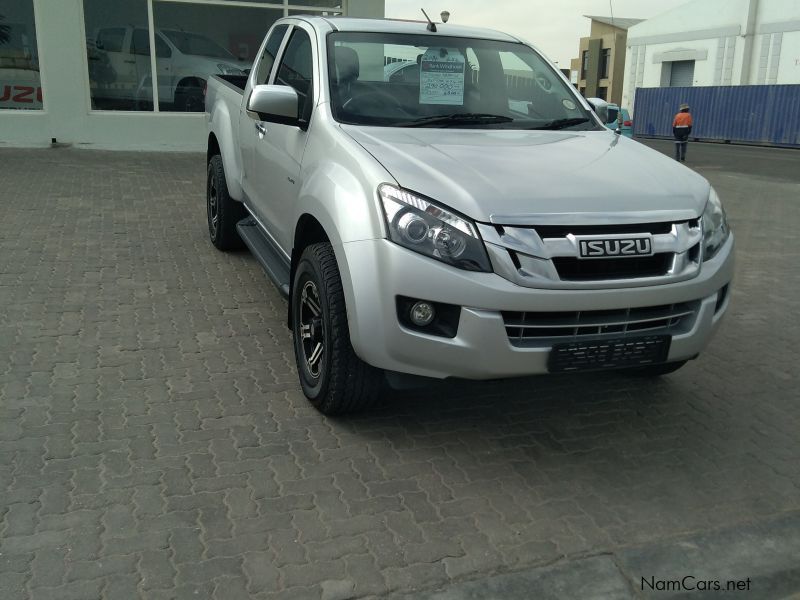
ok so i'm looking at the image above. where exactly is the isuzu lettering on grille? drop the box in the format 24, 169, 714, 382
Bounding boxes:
577, 236, 653, 259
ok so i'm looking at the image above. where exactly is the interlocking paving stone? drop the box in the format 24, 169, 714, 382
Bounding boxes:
0, 143, 798, 598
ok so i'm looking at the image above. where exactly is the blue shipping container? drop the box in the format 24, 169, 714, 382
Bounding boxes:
633, 85, 800, 149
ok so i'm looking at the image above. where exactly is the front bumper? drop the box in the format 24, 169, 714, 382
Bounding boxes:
338, 234, 734, 379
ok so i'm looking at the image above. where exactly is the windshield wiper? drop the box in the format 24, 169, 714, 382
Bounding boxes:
398, 113, 514, 128
528, 117, 591, 130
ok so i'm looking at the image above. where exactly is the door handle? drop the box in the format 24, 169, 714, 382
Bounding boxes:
255, 122, 266, 136
123, 59, 136, 64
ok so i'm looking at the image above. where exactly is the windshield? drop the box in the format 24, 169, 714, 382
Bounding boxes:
162, 30, 234, 59
327, 32, 599, 130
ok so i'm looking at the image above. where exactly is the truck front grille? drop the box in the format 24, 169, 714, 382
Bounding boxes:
478, 218, 703, 290
532, 221, 674, 238
551, 254, 672, 280
502, 301, 699, 347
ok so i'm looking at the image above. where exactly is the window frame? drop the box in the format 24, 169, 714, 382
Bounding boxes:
598, 48, 610, 80
0, 0, 44, 111
255, 23, 291, 86
324, 31, 598, 130
272, 25, 316, 126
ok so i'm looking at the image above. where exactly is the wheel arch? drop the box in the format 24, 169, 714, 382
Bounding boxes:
288, 214, 332, 330
207, 132, 221, 165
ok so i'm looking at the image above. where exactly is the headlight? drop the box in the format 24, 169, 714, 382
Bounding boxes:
702, 187, 730, 261
218, 64, 245, 75
379, 184, 492, 272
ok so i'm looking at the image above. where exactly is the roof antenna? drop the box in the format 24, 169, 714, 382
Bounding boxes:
421, 8, 437, 32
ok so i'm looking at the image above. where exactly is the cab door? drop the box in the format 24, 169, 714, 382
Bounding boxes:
240, 24, 290, 210
247, 24, 316, 254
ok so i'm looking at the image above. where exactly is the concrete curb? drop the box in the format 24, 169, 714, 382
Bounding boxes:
407, 511, 800, 599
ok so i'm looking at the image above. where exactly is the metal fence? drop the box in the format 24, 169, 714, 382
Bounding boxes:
633, 85, 800, 149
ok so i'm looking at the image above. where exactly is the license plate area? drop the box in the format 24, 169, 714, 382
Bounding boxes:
548, 335, 671, 373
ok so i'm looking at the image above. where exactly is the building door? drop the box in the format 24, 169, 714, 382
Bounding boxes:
669, 60, 695, 87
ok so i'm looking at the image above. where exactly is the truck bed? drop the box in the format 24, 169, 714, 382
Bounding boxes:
206, 74, 250, 203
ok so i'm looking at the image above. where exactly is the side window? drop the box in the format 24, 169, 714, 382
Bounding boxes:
155, 35, 171, 59
275, 29, 314, 121
131, 29, 150, 56
255, 24, 289, 85
97, 28, 125, 53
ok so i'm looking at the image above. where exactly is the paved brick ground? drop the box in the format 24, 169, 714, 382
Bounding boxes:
0, 143, 798, 599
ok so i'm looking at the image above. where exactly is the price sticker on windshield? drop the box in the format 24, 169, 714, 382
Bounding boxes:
419, 47, 465, 105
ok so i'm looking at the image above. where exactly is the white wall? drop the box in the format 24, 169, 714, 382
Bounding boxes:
623, 0, 800, 111
775, 31, 800, 83
1, 0, 386, 151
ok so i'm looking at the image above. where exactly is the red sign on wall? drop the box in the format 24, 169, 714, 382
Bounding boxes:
1, 72, 44, 109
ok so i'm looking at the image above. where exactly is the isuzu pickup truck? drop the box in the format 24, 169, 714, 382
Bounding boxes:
205, 16, 734, 414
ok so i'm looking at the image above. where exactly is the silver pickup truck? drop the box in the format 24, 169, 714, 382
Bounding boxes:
205, 16, 734, 414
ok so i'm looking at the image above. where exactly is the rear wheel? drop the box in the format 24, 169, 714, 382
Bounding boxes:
292, 243, 383, 415
207, 155, 245, 251
624, 360, 688, 377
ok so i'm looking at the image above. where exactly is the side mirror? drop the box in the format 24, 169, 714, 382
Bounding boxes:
586, 97, 609, 124
247, 84, 300, 126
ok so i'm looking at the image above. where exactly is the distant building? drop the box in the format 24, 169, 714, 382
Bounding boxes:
623, 0, 800, 110
569, 15, 643, 105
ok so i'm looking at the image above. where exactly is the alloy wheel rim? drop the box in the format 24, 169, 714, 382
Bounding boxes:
299, 280, 324, 379
208, 177, 219, 237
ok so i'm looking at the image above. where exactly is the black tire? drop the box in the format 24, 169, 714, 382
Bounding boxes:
292, 243, 383, 415
207, 155, 245, 251
624, 360, 688, 377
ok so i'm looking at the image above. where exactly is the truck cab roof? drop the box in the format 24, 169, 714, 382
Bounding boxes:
289, 15, 522, 43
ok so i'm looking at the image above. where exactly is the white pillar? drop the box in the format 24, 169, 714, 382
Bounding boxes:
739, 0, 760, 84
34, 0, 90, 144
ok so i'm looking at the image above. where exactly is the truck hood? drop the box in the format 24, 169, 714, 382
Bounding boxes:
342, 126, 711, 225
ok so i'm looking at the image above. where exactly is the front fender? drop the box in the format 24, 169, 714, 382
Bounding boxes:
292, 142, 394, 355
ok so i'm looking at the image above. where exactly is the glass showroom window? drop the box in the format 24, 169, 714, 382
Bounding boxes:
289, 0, 343, 16
0, 0, 42, 110
84, 0, 153, 110
152, 2, 282, 112
83, 0, 344, 113
288, 9, 343, 16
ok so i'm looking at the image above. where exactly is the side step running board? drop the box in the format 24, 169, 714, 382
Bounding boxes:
236, 218, 290, 298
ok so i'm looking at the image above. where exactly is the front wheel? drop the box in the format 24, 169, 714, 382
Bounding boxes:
292, 243, 383, 415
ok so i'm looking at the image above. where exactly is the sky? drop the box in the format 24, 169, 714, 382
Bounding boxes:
385, 0, 690, 68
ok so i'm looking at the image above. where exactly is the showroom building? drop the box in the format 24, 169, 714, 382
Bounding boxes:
623, 0, 800, 110
1, 0, 384, 150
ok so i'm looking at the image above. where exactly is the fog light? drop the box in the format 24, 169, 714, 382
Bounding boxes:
410, 301, 435, 326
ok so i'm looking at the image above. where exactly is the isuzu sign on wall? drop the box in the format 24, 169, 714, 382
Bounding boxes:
1, 70, 43, 109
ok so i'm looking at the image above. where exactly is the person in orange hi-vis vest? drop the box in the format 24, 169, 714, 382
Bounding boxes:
672, 102, 693, 162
